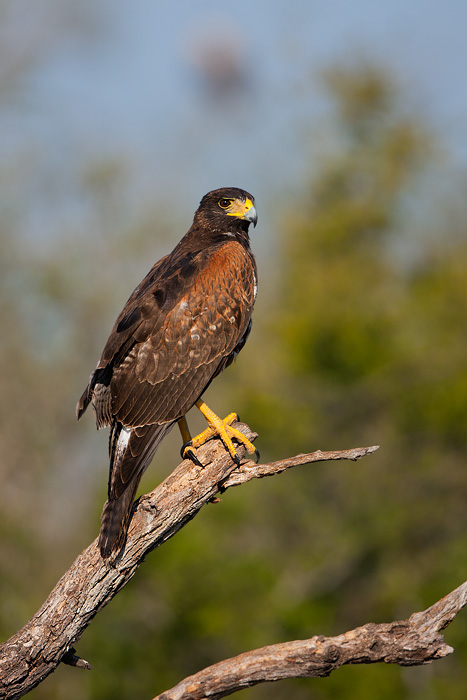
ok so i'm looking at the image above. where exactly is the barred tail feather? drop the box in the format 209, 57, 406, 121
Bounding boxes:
99, 421, 174, 558
99, 479, 141, 558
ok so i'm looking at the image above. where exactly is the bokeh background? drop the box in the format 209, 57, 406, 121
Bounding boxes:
2, 2, 467, 698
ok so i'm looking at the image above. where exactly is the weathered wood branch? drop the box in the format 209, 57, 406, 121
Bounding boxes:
0, 424, 377, 700
154, 581, 467, 700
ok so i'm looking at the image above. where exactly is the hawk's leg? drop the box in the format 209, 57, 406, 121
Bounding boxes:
178, 416, 204, 467
181, 399, 259, 466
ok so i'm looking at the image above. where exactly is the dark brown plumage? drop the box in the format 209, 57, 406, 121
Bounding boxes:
77, 187, 258, 557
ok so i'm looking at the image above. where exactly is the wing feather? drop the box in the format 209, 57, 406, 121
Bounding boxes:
100, 241, 256, 428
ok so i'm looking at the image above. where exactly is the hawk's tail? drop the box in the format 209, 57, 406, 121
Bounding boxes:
99, 421, 174, 558
99, 479, 141, 559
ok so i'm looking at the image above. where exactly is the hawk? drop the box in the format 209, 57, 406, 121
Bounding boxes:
77, 187, 258, 557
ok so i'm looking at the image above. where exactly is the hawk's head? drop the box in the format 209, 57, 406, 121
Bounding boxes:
195, 187, 258, 232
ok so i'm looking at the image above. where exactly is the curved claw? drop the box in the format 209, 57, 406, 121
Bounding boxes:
181, 441, 204, 467
190, 400, 258, 468
253, 447, 260, 463
180, 439, 192, 460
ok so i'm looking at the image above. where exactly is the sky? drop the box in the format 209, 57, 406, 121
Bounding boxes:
2, 0, 467, 243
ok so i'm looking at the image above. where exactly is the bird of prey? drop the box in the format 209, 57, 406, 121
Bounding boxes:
77, 187, 258, 557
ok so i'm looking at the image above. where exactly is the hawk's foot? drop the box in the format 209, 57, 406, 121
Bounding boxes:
178, 416, 204, 466
179, 401, 259, 465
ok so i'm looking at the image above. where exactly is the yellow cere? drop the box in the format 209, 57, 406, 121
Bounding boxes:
226, 197, 254, 218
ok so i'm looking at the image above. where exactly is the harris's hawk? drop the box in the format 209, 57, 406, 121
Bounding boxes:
77, 187, 258, 558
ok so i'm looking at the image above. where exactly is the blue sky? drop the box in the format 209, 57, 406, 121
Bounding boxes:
2, 0, 467, 241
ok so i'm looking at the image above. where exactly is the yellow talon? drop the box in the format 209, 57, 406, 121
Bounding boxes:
178, 400, 258, 465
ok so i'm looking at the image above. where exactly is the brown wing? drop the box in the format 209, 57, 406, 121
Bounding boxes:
110, 240, 256, 427
77, 240, 256, 430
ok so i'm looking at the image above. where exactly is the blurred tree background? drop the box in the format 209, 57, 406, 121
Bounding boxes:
2, 2, 467, 699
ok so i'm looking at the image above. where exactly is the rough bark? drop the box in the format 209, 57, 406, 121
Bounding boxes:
3, 424, 448, 700
154, 581, 467, 699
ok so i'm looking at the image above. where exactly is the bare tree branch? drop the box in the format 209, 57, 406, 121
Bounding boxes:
2, 427, 466, 700
221, 444, 380, 488
154, 582, 467, 700
0, 424, 377, 700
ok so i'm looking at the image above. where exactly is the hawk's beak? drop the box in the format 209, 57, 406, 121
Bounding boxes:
243, 199, 258, 227
226, 197, 258, 227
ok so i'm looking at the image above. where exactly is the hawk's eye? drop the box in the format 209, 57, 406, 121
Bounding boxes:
218, 198, 232, 209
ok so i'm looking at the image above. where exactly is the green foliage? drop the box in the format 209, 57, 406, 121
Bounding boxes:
229, 65, 467, 698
